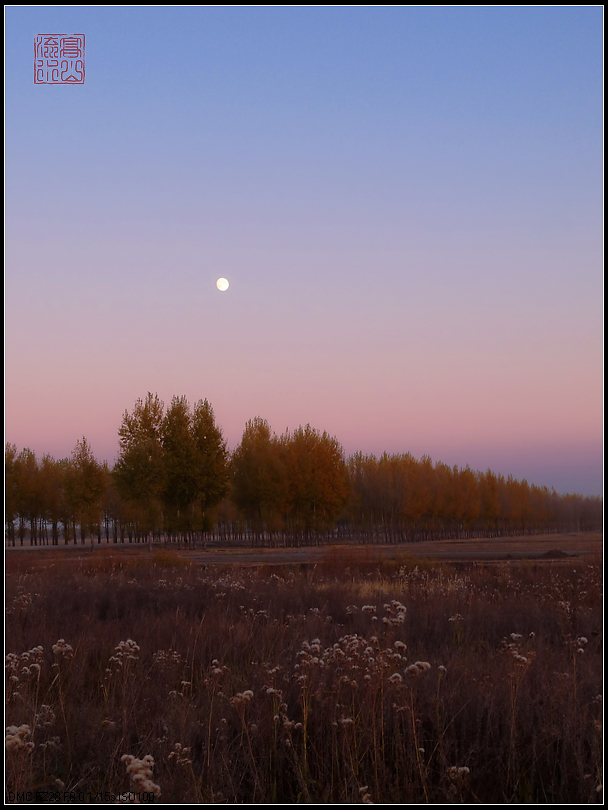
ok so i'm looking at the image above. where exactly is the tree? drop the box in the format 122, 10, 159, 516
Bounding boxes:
375, 453, 407, 541
505, 475, 531, 534
345, 452, 376, 536
161, 396, 199, 534
478, 470, 501, 535
5, 443, 18, 546
71, 437, 105, 543
14, 448, 42, 545
281, 424, 350, 538
190, 399, 229, 532
57, 457, 78, 545
231, 417, 285, 541
113, 393, 229, 540
99, 462, 120, 543
114, 393, 166, 536
434, 462, 458, 536
455, 465, 480, 535
39, 454, 64, 545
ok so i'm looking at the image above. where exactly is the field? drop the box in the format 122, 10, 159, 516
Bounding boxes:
5, 535, 603, 804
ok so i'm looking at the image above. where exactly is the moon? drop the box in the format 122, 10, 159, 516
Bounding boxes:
216, 277, 230, 292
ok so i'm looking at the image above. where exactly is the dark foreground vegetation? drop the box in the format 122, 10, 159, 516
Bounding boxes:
5, 549, 603, 803
5, 394, 602, 549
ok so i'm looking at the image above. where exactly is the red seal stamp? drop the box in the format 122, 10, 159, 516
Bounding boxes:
34, 34, 85, 84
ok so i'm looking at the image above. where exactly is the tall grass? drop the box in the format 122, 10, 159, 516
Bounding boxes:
5, 551, 603, 803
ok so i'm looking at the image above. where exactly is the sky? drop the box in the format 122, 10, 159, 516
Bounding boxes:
5, 6, 603, 496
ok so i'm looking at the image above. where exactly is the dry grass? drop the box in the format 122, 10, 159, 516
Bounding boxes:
5, 550, 603, 803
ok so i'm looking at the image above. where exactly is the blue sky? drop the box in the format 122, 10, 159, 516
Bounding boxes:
5, 6, 603, 495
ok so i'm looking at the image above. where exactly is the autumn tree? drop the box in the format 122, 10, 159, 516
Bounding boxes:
433, 462, 458, 537
161, 396, 199, 535
56, 458, 78, 545
455, 465, 481, 535
374, 453, 407, 541
5, 443, 18, 546
478, 470, 501, 535
280, 424, 350, 541
231, 417, 286, 543
113, 393, 229, 542
70, 437, 105, 543
190, 399, 229, 533
14, 448, 42, 545
346, 452, 381, 538
114, 393, 166, 537
504, 475, 531, 534
98, 462, 120, 543
39, 454, 64, 545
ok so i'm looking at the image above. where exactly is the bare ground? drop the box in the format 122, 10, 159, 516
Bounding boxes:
189, 531, 603, 565
6, 531, 602, 567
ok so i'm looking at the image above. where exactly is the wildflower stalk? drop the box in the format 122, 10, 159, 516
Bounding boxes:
285, 725, 312, 803
432, 667, 446, 768
32, 665, 42, 732
371, 690, 380, 794
350, 693, 360, 779
49, 664, 72, 765
299, 686, 310, 784
409, 687, 429, 803
206, 682, 217, 774
242, 717, 262, 801
230, 691, 262, 800
507, 662, 528, 796
380, 675, 386, 769
189, 613, 205, 686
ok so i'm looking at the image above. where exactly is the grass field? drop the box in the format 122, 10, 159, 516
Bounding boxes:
5, 539, 603, 803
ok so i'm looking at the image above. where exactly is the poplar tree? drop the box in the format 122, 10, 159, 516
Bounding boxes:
39, 454, 63, 545
5, 443, 18, 546
71, 437, 105, 543
191, 399, 229, 532
161, 396, 198, 534
479, 470, 501, 534
231, 417, 285, 540
455, 465, 480, 535
281, 424, 349, 537
15, 448, 42, 545
114, 393, 166, 535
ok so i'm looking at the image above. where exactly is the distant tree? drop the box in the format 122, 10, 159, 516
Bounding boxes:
71, 437, 105, 543
231, 417, 286, 542
281, 424, 350, 539
190, 399, 229, 533
39, 454, 63, 545
433, 462, 458, 536
112, 393, 229, 541
14, 448, 42, 545
114, 393, 166, 536
5, 443, 18, 546
504, 475, 531, 534
345, 452, 373, 535
399, 454, 430, 535
56, 457, 78, 545
161, 396, 199, 534
455, 465, 481, 535
98, 462, 117, 542
478, 470, 501, 535
376, 453, 408, 541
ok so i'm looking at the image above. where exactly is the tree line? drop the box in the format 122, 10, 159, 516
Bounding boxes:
5, 393, 602, 547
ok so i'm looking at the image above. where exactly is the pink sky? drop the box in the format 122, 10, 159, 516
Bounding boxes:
5, 7, 603, 496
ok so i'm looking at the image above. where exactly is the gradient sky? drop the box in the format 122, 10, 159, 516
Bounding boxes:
5, 7, 603, 496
